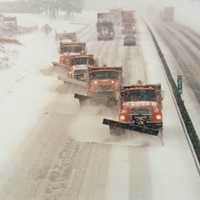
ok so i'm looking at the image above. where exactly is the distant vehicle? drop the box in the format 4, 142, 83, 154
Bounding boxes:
67, 54, 96, 81
52, 42, 87, 87
59, 42, 86, 65
97, 22, 115, 40
121, 10, 136, 35
96, 13, 115, 41
161, 7, 174, 22
103, 81, 163, 136
124, 34, 136, 46
97, 12, 113, 24
74, 66, 123, 106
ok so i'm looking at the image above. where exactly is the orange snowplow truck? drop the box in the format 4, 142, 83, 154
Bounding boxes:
74, 66, 123, 106
103, 82, 163, 136
59, 42, 86, 65
67, 54, 96, 81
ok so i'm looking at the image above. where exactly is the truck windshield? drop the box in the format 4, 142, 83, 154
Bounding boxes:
125, 89, 156, 102
71, 57, 94, 65
61, 46, 84, 53
90, 71, 119, 80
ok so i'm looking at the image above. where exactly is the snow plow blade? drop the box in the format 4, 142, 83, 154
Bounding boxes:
52, 62, 66, 68
74, 93, 118, 107
103, 119, 159, 136
74, 93, 90, 105
58, 75, 87, 88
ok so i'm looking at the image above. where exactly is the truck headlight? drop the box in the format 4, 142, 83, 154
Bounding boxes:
111, 80, 115, 84
155, 114, 162, 120
120, 114, 126, 121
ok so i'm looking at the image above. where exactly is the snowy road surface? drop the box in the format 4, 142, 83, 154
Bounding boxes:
0, 13, 199, 200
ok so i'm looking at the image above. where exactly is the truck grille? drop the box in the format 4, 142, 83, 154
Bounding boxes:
74, 70, 86, 75
74, 70, 87, 80
96, 85, 112, 92
131, 108, 151, 116
130, 108, 151, 125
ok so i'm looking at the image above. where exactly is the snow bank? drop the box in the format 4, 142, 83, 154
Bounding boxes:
0, 13, 85, 167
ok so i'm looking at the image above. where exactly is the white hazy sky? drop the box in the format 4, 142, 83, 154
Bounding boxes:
83, 0, 186, 9
0, 0, 193, 9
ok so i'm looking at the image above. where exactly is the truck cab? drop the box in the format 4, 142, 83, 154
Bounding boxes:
121, 10, 136, 35
119, 83, 163, 129
87, 66, 122, 102
59, 42, 86, 65
124, 33, 136, 46
96, 12, 115, 41
67, 55, 96, 81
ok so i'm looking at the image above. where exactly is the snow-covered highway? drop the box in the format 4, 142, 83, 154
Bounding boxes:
0, 12, 199, 200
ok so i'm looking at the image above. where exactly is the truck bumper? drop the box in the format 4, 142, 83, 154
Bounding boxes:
74, 73, 88, 82
145, 122, 163, 129
103, 119, 160, 136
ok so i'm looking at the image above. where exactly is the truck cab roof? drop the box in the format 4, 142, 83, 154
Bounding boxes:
122, 84, 161, 92
121, 84, 162, 104
60, 42, 85, 47
89, 66, 122, 72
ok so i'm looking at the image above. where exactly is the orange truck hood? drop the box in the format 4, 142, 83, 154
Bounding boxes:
63, 52, 81, 56
72, 64, 89, 70
91, 79, 118, 85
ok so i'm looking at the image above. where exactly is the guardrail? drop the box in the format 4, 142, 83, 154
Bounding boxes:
146, 24, 200, 168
